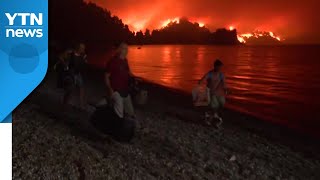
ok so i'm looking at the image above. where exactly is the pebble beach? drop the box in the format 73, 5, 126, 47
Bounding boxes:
12, 70, 320, 179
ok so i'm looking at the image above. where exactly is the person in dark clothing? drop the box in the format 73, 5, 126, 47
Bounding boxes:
54, 49, 74, 105
69, 43, 87, 108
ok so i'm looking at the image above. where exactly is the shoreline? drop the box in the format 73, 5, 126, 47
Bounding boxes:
12, 69, 320, 179
39, 68, 320, 155
136, 80, 320, 153
86, 48, 320, 140
86, 64, 320, 140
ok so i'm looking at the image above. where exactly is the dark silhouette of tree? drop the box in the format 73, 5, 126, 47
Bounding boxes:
209, 29, 239, 45
135, 31, 144, 45
143, 18, 238, 45
49, 0, 240, 51
49, 0, 133, 52
144, 29, 152, 44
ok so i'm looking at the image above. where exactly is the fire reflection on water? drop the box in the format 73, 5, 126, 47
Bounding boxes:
91, 45, 320, 137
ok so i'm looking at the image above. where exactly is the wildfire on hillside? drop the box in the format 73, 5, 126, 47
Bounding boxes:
234, 29, 281, 43
129, 17, 283, 44
159, 17, 205, 29
160, 17, 180, 28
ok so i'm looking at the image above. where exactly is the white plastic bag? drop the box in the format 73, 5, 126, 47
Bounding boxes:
192, 85, 210, 107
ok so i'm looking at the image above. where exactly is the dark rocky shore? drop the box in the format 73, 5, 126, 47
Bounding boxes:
12, 70, 320, 179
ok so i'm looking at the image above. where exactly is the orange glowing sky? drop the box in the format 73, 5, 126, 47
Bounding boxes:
88, 0, 320, 44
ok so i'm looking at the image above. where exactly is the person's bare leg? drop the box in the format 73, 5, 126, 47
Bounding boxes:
63, 82, 73, 107
204, 111, 211, 125
79, 87, 86, 109
215, 96, 225, 128
62, 90, 72, 111
204, 107, 214, 125
207, 96, 219, 126
112, 92, 124, 118
63, 91, 72, 105
124, 95, 135, 119
215, 108, 223, 128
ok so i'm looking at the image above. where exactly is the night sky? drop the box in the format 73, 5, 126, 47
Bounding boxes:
89, 0, 319, 44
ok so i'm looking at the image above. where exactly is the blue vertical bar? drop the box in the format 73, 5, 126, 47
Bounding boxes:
0, 0, 48, 121
1, 113, 12, 123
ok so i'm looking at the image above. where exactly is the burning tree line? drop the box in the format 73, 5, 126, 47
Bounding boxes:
133, 18, 239, 45
49, 0, 240, 51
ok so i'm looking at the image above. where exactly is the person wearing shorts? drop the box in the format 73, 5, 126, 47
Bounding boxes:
74, 73, 84, 88
209, 95, 226, 110
69, 43, 87, 108
54, 48, 73, 106
199, 59, 228, 127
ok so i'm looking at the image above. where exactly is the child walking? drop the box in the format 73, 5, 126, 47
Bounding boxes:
199, 59, 228, 128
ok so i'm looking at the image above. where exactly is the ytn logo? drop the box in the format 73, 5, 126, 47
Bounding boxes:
5, 13, 43, 38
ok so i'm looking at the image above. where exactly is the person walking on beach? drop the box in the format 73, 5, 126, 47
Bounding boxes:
199, 59, 228, 127
54, 48, 74, 106
69, 43, 88, 109
104, 42, 136, 119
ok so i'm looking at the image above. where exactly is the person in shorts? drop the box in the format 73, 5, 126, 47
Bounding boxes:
54, 48, 74, 106
69, 43, 87, 108
199, 59, 228, 127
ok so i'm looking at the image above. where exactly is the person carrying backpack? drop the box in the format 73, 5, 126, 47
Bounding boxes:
198, 59, 228, 127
